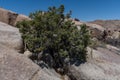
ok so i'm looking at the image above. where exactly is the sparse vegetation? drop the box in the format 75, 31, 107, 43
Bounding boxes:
16, 5, 90, 71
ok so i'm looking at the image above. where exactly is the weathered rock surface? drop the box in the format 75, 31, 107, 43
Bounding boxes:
68, 47, 120, 80
0, 8, 13, 24
15, 14, 30, 25
73, 19, 105, 39
0, 22, 23, 52
0, 22, 62, 80
0, 45, 62, 80
0, 45, 39, 80
0, 8, 30, 26
72, 19, 105, 31
24, 50, 33, 58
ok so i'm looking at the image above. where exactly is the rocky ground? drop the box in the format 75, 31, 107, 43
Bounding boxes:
0, 8, 120, 80
0, 21, 64, 80
69, 46, 120, 80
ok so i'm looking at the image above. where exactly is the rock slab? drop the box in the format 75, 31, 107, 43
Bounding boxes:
0, 22, 62, 80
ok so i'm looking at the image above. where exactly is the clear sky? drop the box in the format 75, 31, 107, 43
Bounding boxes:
0, 0, 120, 21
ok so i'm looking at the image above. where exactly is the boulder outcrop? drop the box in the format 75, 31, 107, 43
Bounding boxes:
0, 8, 120, 80
68, 46, 120, 80
73, 19, 105, 39
0, 21, 23, 52
0, 22, 62, 80
0, 45, 62, 80
0, 8, 30, 26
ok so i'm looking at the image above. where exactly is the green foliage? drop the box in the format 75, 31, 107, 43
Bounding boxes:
16, 5, 90, 68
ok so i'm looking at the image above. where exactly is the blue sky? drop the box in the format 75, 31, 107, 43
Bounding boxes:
0, 0, 120, 21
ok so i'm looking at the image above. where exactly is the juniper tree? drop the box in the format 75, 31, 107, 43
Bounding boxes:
16, 5, 90, 69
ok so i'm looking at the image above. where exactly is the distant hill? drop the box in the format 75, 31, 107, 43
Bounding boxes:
89, 20, 120, 30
